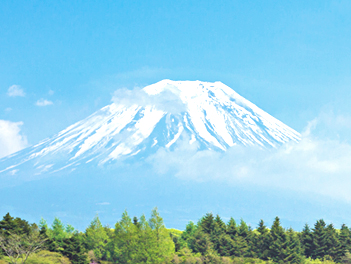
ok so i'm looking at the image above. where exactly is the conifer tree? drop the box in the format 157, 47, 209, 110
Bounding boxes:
285, 228, 304, 264
325, 223, 342, 262
210, 215, 226, 254
226, 218, 237, 239
188, 229, 213, 255
255, 219, 270, 260
61, 233, 88, 264
301, 224, 313, 258
199, 213, 215, 235
85, 215, 109, 260
148, 207, 175, 263
311, 219, 328, 260
214, 215, 226, 234
339, 224, 351, 256
268, 217, 288, 263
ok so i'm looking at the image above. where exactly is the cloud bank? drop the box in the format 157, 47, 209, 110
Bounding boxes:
147, 112, 351, 203
7, 85, 25, 97
0, 120, 28, 159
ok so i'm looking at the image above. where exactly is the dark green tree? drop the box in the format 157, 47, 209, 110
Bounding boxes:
255, 219, 270, 260
268, 217, 288, 264
61, 233, 88, 264
325, 223, 342, 262
188, 229, 213, 255
199, 213, 215, 235
340, 224, 351, 256
311, 219, 327, 260
226, 218, 237, 239
301, 224, 313, 258
285, 228, 304, 263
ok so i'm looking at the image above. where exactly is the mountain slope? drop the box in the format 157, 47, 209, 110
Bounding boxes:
0, 80, 300, 177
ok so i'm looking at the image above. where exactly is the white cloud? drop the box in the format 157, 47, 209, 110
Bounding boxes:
96, 202, 110, 205
7, 85, 25, 97
36, 99, 53, 106
146, 112, 351, 203
112, 87, 186, 114
0, 120, 28, 158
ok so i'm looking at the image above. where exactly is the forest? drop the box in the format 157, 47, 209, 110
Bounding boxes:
1, 208, 351, 264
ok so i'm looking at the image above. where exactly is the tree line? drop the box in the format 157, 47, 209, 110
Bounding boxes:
1, 209, 351, 264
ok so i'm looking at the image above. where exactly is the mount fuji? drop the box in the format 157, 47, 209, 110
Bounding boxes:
3, 80, 334, 231
0, 80, 300, 180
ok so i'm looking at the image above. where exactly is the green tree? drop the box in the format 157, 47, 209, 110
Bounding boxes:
148, 207, 175, 263
199, 213, 215, 235
301, 224, 313, 258
0, 213, 34, 237
285, 228, 303, 264
60, 233, 88, 264
325, 223, 342, 262
255, 219, 270, 260
85, 215, 109, 260
0, 228, 47, 264
226, 218, 237, 239
188, 229, 213, 256
311, 219, 327, 260
268, 217, 288, 264
340, 224, 351, 256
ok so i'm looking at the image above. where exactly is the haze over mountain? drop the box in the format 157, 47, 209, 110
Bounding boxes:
0, 80, 300, 180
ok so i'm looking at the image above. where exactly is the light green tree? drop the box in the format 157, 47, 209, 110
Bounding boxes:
85, 215, 109, 260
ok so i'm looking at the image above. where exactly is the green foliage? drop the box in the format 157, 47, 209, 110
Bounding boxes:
255, 220, 270, 260
85, 215, 109, 260
25, 250, 71, 264
312, 220, 328, 260
2, 211, 351, 264
109, 208, 175, 263
0, 213, 37, 237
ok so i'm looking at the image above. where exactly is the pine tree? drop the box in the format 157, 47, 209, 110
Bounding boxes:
285, 228, 303, 264
311, 219, 328, 260
255, 219, 270, 260
325, 223, 342, 262
268, 216, 288, 264
188, 229, 213, 255
214, 215, 226, 233
340, 224, 351, 256
0, 213, 33, 236
148, 207, 175, 263
301, 224, 313, 258
211, 215, 226, 255
199, 213, 215, 235
226, 218, 237, 239
61, 233, 88, 264
85, 215, 109, 260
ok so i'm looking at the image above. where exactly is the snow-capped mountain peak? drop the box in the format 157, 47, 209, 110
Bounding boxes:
0, 80, 300, 176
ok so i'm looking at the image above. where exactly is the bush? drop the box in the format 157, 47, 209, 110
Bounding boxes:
26, 250, 71, 264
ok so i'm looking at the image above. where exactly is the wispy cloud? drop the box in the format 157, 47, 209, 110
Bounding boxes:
0, 120, 28, 158
96, 202, 110, 205
146, 111, 351, 203
36, 99, 53, 106
112, 85, 186, 114
7, 85, 25, 97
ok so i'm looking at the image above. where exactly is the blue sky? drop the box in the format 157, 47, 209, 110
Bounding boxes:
1, 0, 351, 152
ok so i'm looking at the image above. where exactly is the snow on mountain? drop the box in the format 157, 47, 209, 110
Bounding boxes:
0, 80, 300, 176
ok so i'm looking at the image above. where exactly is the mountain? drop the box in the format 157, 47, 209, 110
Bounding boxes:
2, 80, 326, 231
0, 80, 300, 178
